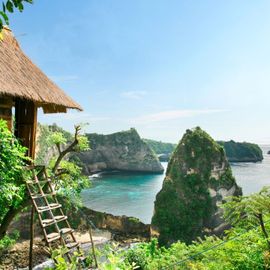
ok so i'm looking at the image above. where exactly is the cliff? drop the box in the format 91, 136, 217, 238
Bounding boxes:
144, 138, 263, 163
143, 139, 176, 155
217, 140, 263, 162
76, 128, 164, 174
151, 127, 242, 246
143, 139, 177, 162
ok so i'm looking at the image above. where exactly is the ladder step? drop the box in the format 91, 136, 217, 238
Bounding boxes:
47, 232, 60, 243
37, 203, 61, 213
60, 228, 74, 235
26, 179, 51, 185
42, 215, 67, 227
31, 192, 56, 199
66, 242, 80, 249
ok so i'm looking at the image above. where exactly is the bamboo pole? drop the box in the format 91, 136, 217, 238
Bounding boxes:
29, 206, 35, 270
88, 225, 98, 268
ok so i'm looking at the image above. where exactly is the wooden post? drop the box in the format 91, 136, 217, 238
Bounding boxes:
15, 99, 37, 159
29, 206, 35, 270
88, 226, 98, 268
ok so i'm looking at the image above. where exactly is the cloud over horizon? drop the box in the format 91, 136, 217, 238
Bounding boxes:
133, 109, 226, 124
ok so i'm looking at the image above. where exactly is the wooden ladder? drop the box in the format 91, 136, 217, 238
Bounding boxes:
25, 166, 81, 263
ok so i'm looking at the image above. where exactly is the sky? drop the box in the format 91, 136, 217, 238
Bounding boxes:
8, 0, 270, 144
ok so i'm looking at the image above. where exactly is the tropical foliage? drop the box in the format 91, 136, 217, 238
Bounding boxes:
49, 186, 270, 270
0, 120, 29, 236
0, 0, 32, 33
0, 121, 90, 240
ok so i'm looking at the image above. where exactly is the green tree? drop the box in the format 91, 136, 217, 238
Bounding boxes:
223, 186, 270, 250
0, 119, 29, 239
0, 123, 90, 240
0, 0, 32, 33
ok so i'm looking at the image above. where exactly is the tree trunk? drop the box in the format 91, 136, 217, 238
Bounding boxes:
0, 198, 30, 240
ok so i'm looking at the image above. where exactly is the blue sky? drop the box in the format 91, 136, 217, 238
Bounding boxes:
9, 1, 270, 143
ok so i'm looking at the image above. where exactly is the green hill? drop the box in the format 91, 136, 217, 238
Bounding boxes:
217, 140, 263, 162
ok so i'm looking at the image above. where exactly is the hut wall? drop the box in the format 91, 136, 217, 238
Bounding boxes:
0, 97, 13, 130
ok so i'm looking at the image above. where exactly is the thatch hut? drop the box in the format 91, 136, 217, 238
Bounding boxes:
0, 27, 82, 158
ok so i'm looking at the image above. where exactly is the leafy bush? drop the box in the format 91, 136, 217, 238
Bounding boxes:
0, 119, 29, 226
0, 230, 19, 253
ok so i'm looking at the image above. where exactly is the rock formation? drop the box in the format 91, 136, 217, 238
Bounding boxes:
151, 127, 242, 246
76, 128, 164, 174
217, 140, 263, 162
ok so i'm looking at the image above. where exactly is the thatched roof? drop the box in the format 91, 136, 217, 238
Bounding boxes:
0, 27, 82, 113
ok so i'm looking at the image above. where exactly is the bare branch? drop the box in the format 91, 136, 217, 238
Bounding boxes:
52, 125, 81, 174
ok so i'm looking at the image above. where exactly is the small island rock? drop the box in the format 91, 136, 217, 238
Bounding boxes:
151, 127, 242, 246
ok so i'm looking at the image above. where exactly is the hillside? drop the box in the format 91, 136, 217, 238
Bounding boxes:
144, 138, 263, 163
217, 140, 263, 162
143, 139, 176, 154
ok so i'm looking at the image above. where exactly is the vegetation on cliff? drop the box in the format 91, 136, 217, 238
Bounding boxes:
218, 140, 263, 162
143, 138, 176, 155
144, 138, 263, 163
76, 128, 164, 173
151, 127, 242, 246
50, 187, 270, 270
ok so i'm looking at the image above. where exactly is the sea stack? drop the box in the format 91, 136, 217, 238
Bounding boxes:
151, 127, 242, 245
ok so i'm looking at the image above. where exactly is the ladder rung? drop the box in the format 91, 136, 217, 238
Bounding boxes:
60, 228, 74, 235
55, 215, 68, 222
66, 242, 80, 249
37, 203, 61, 213
26, 179, 51, 185
41, 215, 67, 227
47, 232, 60, 243
31, 192, 56, 199
42, 218, 54, 227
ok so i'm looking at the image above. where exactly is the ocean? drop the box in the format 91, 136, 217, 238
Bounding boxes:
81, 145, 270, 224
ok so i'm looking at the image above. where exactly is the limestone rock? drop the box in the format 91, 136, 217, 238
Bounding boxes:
151, 127, 242, 245
76, 128, 164, 174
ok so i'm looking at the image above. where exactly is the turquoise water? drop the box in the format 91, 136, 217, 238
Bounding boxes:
82, 146, 270, 224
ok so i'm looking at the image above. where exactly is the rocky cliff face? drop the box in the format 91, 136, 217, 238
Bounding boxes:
151, 127, 242, 246
217, 140, 263, 162
76, 128, 164, 174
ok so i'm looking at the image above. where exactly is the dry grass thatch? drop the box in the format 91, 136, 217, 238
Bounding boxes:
0, 27, 82, 113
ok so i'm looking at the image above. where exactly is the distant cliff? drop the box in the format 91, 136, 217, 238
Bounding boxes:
143, 139, 176, 155
143, 139, 176, 162
144, 138, 263, 163
151, 127, 242, 246
217, 140, 263, 162
76, 128, 164, 174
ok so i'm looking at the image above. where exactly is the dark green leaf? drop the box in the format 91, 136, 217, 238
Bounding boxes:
17, 2, 23, 11
6, 1, 14, 13
0, 11, 9, 24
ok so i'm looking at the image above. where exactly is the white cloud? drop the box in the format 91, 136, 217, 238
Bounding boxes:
133, 109, 226, 124
120, 91, 147, 100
